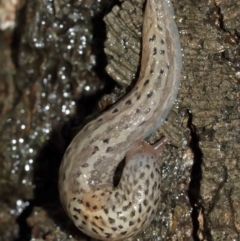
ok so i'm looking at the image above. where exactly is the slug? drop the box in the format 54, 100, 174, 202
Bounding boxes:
59, 0, 182, 240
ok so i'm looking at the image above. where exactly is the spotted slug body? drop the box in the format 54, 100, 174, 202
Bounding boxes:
59, 0, 182, 240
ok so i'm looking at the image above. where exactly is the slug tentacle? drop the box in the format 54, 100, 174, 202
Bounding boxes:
59, 0, 182, 240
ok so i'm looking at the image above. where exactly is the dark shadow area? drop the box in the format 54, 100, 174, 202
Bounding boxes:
15, 201, 33, 241
11, 1, 27, 69
187, 110, 204, 241
113, 159, 125, 187
91, 0, 122, 96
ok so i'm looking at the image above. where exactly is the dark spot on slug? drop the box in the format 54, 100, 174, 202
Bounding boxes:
82, 163, 89, 168
112, 108, 118, 113
84, 215, 88, 220
121, 231, 127, 235
151, 172, 154, 179
105, 233, 112, 238
73, 207, 81, 214
93, 205, 97, 210
154, 199, 159, 205
92, 221, 97, 227
149, 34, 156, 42
119, 225, 123, 229
135, 108, 141, 114
73, 215, 78, 220
120, 216, 127, 222
106, 147, 113, 152
143, 199, 148, 206
97, 118, 102, 122
129, 221, 134, 226
94, 216, 99, 220
122, 202, 132, 211
112, 227, 117, 231
92, 228, 98, 233
160, 69, 164, 74
152, 47, 157, 55
103, 138, 109, 144
139, 172, 145, 178
161, 39, 164, 44
108, 217, 115, 224
144, 79, 149, 86
150, 69, 154, 74
146, 179, 150, 186
131, 210, 135, 217
104, 208, 108, 214
147, 206, 151, 213
86, 202, 90, 208
160, 50, 165, 55
137, 94, 141, 100
127, 188, 131, 195
146, 164, 150, 169
92, 146, 99, 154
125, 99, 131, 105
139, 204, 142, 213
112, 205, 116, 211
147, 90, 153, 98
144, 189, 149, 195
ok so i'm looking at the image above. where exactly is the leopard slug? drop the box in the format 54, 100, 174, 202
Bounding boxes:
59, 0, 182, 240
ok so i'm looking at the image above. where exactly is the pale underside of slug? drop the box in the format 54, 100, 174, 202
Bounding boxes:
59, 0, 182, 240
